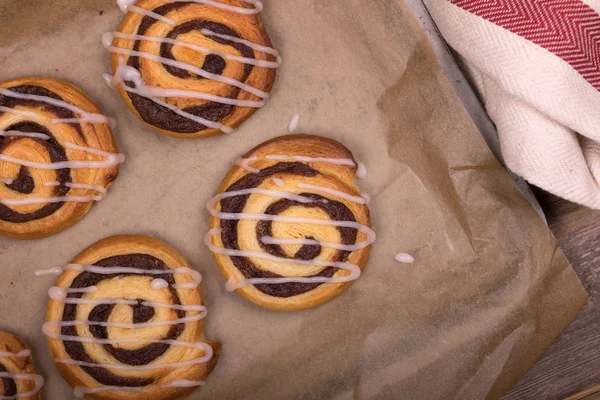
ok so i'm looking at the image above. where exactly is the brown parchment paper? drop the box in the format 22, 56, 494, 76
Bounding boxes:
0, 0, 589, 399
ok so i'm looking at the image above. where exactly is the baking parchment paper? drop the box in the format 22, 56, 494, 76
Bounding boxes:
0, 0, 588, 399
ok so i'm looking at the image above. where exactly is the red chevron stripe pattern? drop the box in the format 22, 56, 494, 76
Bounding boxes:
450, 0, 600, 91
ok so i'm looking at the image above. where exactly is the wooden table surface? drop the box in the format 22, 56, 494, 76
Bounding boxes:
503, 188, 600, 400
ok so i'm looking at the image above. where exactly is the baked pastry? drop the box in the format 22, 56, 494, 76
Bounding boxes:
205, 134, 375, 311
103, 0, 280, 139
0, 77, 124, 240
0, 330, 44, 400
41, 235, 219, 400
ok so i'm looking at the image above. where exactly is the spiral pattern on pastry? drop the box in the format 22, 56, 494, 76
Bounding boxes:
206, 134, 374, 311
104, 0, 279, 138
0, 331, 44, 400
43, 235, 220, 400
0, 78, 123, 240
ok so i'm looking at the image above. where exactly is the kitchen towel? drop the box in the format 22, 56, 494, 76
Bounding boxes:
423, 0, 600, 209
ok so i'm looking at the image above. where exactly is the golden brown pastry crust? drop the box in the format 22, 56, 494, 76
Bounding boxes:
0, 77, 120, 240
0, 331, 42, 400
109, 0, 277, 138
45, 235, 220, 400
209, 134, 372, 311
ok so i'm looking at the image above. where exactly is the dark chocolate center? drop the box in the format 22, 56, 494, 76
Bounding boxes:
219, 163, 358, 298
60, 254, 185, 387
125, 3, 256, 133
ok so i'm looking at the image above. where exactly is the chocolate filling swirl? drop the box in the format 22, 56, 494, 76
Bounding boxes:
220, 163, 359, 298
124, 2, 257, 133
61, 254, 185, 387
0, 85, 75, 223
0, 363, 17, 397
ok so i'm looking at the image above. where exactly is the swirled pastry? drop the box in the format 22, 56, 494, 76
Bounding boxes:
103, 0, 280, 138
0, 331, 44, 400
41, 235, 219, 400
0, 77, 124, 240
206, 134, 375, 311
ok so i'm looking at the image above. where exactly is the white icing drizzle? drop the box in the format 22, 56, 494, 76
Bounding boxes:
74, 386, 142, 399
361, 192, 371, 204
104, 61, 235, 134
235, 154, 367, 174
0, 194, 105, 206
34, 264, 202, 289
260, 235, 371, 252
0, 130, 51, 140
161, 379, 206, 388
356, 162, 368, 179
118, 0, 263, 16
0, 143, 123, 206
2, 180, 109, 206
0, 141, 124, 170
395, 253, 415, 264
151, 278, 170, 289
0, 106, 36, 118
44, 181, 108, 193
0, 88, 117, 129
288, 113, 300, 133
0, 179, 13, 185
272, 178, 284, 187
235, 156, 260, 173
104, 0, 279, 135
297, 183, 368, 204
0, 350, 31, 358
0, 372, 44, 400
105, 46, 270, 98
200, 28, 281, 63
107, 32, 280, 69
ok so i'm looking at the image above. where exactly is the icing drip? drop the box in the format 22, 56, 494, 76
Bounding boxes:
0, 350, 31, 358
395, 253, 415, 264
288, 114, 300, 133
0, 88, 116, 128
0, 179, 13, 185
0, 130, 51, 140
356, 162, 367, 179
0, 372, 44, 400
151, 278, 169, 289
272, 178, 284, 187
161, 379, 206, 388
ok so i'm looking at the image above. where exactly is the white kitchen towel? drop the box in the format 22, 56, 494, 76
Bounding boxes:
422, 0, 600, 208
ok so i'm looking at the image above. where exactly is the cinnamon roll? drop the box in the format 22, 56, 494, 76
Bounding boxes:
0, 331, 44, 400
103, 0, 280, 139
205, 134, 375, 311
39, 235, 219, 400
0, 78, 124, 240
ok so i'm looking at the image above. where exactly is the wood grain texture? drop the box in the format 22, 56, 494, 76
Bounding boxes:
503, 188, 600, 400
